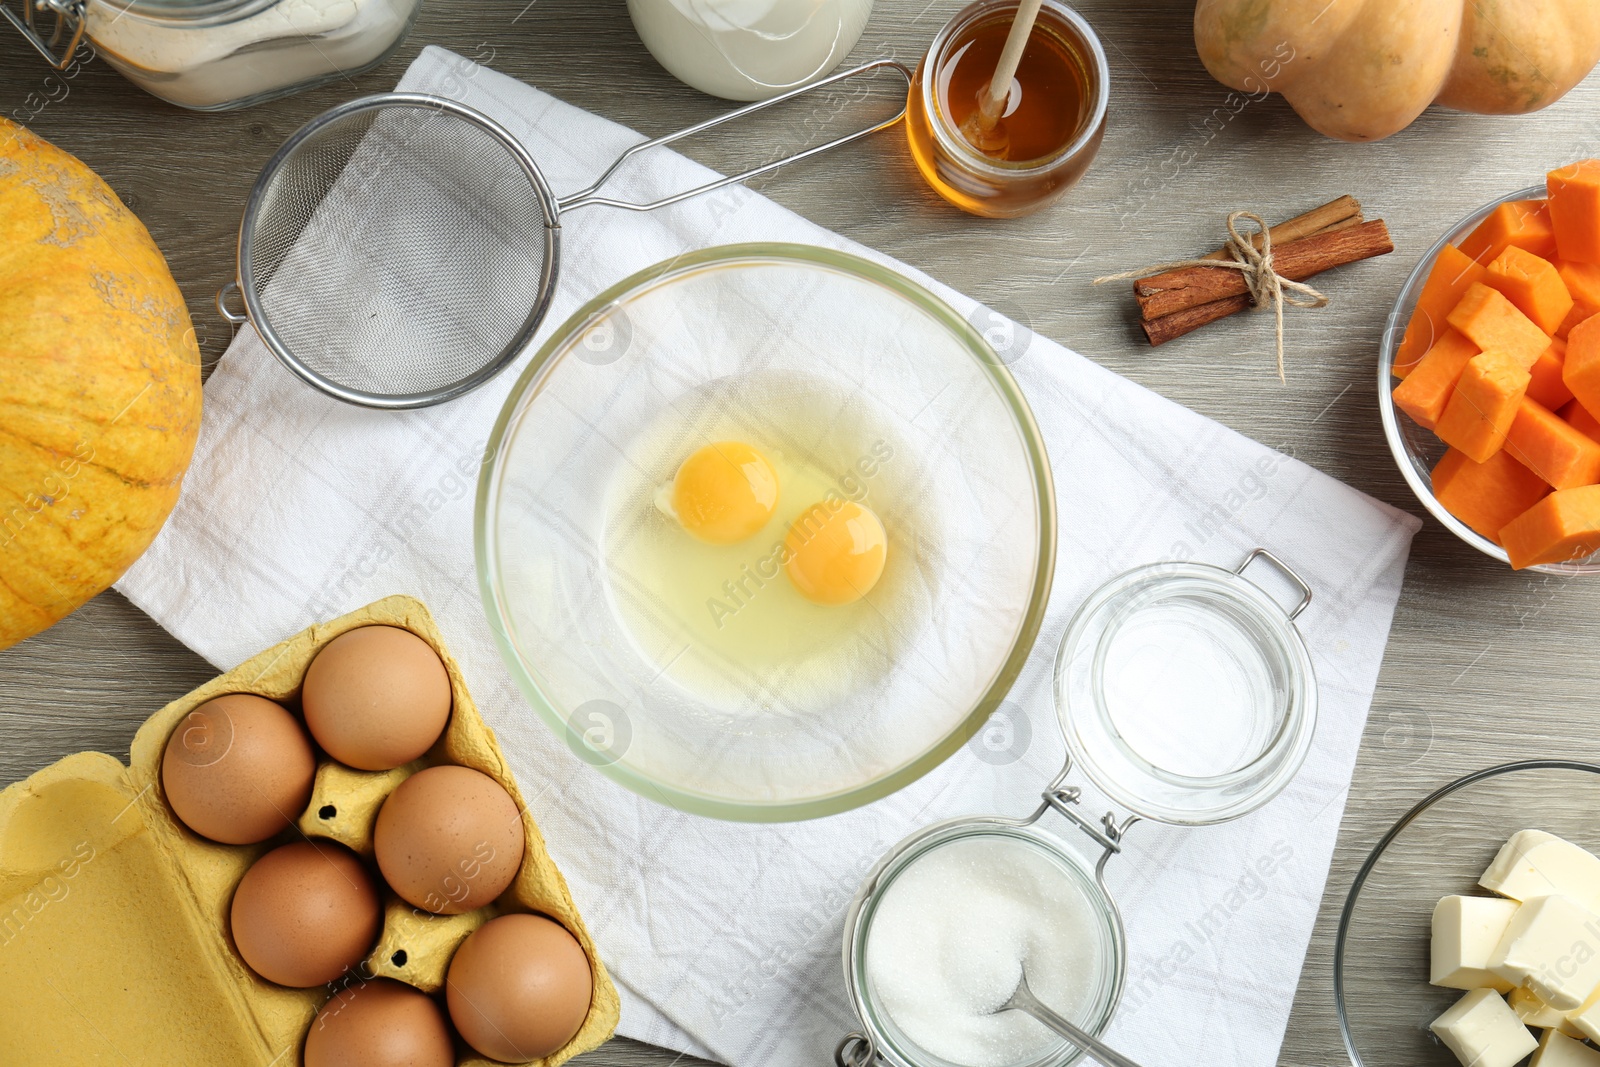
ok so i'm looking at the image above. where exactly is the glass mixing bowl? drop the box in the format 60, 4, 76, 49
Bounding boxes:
476, 244, 1057, 821
1334, 760, 1600, 1066
1377, 185, 1600, 575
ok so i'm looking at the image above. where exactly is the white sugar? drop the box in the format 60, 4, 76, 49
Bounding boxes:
864, 834, 1103, 1067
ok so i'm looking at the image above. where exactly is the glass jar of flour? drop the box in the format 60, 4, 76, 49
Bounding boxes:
838, 549, 1320, 1067
626, 0, 873, 101
3, 0, 422, 110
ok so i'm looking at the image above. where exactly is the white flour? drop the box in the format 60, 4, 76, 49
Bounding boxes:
86, 0, 414, 108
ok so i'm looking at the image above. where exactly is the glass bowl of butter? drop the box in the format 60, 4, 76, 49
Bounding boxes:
1335, 760, 1600, 1067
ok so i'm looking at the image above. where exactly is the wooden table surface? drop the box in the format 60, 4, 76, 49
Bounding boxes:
5, 2, 1600, 1064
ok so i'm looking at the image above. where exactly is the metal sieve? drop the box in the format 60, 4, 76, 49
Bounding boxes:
216, 60, 911, 410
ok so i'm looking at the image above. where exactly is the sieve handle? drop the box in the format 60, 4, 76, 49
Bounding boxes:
556, 59, 912, 214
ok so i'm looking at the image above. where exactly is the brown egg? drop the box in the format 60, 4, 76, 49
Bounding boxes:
161, 693, 315, 844
230, 841, 382, 987
446, 913, 593, 1062
374, 765, 524, 915
304, 978, 454, 1067
302, 625, 452, 771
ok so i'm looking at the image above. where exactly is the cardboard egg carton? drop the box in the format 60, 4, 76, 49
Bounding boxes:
0, 595, 620, 1066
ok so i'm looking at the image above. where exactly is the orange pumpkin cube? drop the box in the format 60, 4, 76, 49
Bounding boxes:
1393, 329, 1480, 430
1431, 448, 1550, 542
1558, 304, 1589, 339
1446, 283, 1552, 370
1556, 260, 1600, 337
1485, 246, 1574, 335
1562, 398, 1600, 442
1548, 161, 1600, 264
1528, 337, 1575, 411
1499, 484, 1600, 569
1461, 199, 1557, 265
1395, 245, 1488, 377
1505, 396, 1600, 490
1435, 352, 1532, 463
1564, 315, 1600, 417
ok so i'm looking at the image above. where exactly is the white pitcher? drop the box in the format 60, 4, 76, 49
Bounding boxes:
627, 0, 874, 101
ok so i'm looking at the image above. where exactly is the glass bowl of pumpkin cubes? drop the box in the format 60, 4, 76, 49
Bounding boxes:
1336, 761, 1600, 1067
1380, 162, 1600, 573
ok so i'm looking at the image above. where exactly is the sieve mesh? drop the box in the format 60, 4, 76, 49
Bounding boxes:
240, 99, 556, 404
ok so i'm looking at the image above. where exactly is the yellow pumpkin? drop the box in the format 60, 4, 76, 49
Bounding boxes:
1194, 0, 1600, 142
0, 118, 201, 650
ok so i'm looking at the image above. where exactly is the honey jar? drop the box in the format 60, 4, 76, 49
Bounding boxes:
905, 0, 1109, 218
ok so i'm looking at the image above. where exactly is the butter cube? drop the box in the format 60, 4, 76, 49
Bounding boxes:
1491, 896, 1600, 1010
1568, 986, 1600, 1044
1483, 831, 1600, 912
1511, 985, 1586, 1037
1432, 988, 1539, 1067
1531, 1029, 1600, 1067
1436, 895, 1521, 991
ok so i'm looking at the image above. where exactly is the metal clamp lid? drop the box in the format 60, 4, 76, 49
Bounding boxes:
1235, 547, 1312, 621
2, 0, 87, 68
1022, 762, 1140, 881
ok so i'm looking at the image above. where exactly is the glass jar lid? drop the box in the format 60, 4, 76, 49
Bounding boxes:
1052, 550, 1317, 826
90, 0, 276, 19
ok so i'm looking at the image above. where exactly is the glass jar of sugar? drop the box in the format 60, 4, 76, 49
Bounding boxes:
839, 549, 1318, 1067
4, 0, 422, 111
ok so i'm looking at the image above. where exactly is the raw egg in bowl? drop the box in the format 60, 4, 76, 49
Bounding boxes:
476, 244, 1055, 820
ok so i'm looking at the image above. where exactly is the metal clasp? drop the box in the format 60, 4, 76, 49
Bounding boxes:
835, 1031, 875, 1067
1042, 787, 1127, 854
2, 0, 87, 69
1235, 547, 1313, 621
1019, 762, 1140, 883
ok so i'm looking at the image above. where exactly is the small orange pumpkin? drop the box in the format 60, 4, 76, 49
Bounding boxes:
0, 118, 202, 649
1195, 0, 1600, 142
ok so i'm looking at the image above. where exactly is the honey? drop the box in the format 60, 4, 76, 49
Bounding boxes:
906, 0, 1108, 218
947, 16, 1089, 163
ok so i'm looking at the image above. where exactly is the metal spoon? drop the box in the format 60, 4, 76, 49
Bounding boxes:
998, 969, 1147, 1067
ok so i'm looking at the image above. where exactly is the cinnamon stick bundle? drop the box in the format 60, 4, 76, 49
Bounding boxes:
1136, 221, 1394, 320
1128, 196, 1394, 347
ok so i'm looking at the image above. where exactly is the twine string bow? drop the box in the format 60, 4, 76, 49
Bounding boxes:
1094, 211, 1330, 382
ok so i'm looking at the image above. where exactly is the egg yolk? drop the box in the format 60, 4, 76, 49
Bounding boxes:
665, 441, 779, 544
784, 500, 887, 605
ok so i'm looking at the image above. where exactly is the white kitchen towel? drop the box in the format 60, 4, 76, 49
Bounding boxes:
119, 46, 1420, 1067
